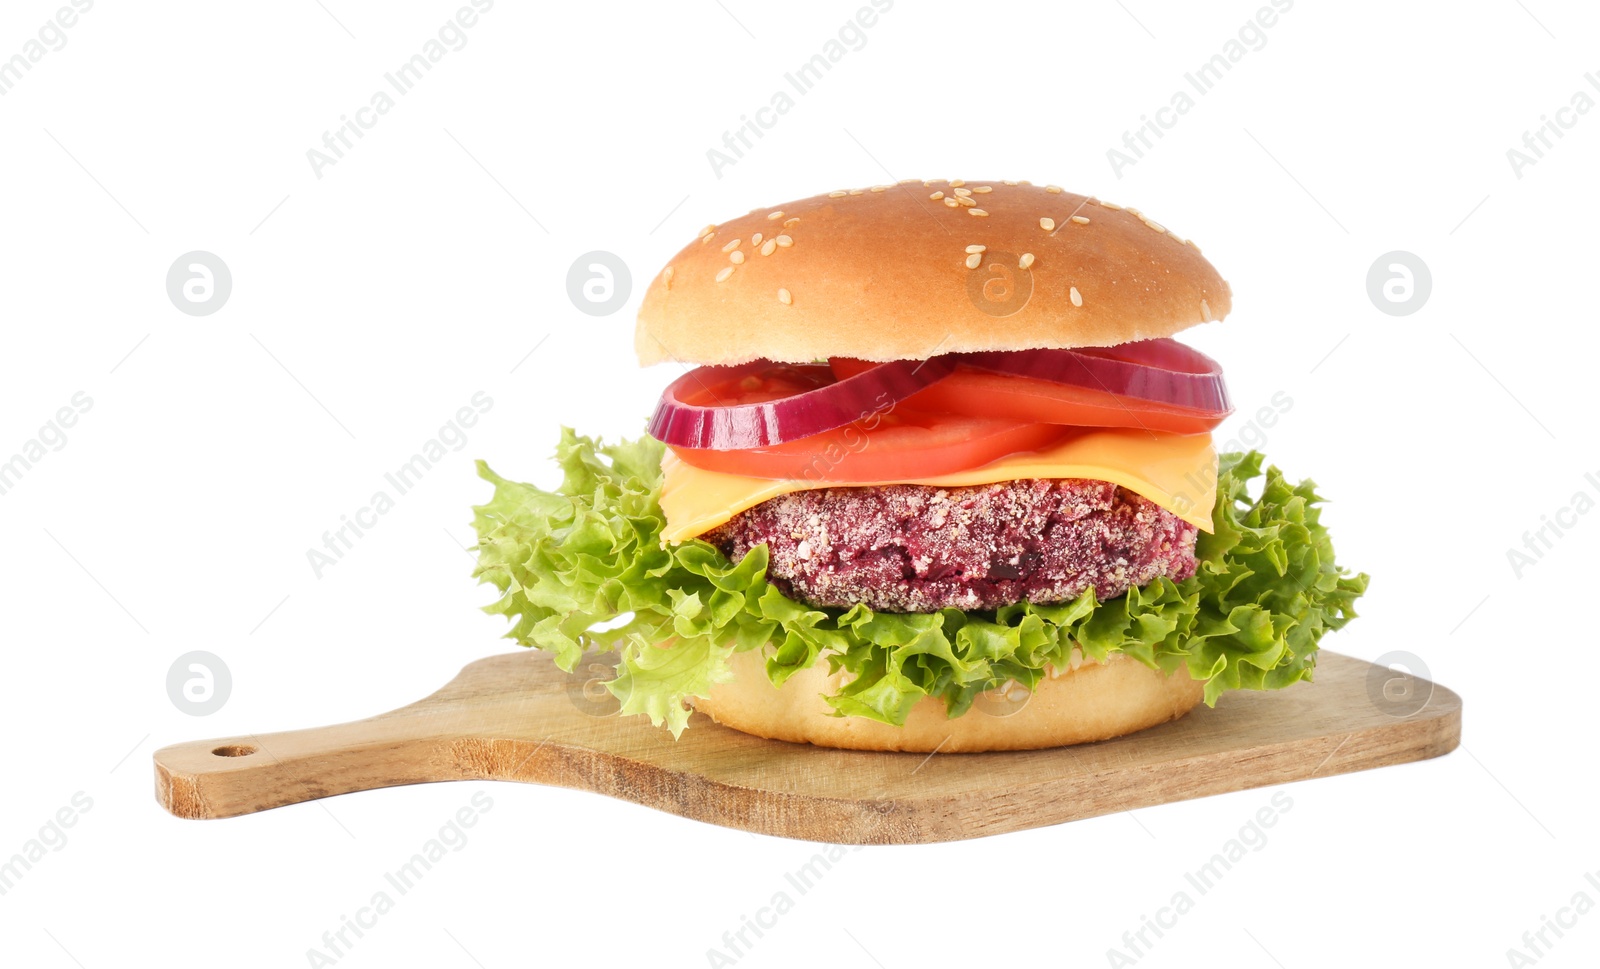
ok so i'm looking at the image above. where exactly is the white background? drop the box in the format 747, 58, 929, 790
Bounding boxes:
1, 1, 1595, 966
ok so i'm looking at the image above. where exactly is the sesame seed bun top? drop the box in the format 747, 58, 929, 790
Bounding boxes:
634, 180, 1231, 367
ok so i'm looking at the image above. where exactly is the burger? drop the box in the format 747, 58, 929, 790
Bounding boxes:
470, 179, 1367, 752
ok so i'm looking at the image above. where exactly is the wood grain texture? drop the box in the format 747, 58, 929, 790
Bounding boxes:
153, 650, 1460, 844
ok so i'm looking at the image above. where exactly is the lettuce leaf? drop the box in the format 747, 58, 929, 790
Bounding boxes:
470, 430, 1367, 737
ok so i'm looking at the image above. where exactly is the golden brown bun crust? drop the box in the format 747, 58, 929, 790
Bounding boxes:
692, 648, 1204, 752
636, 181, 1230, 367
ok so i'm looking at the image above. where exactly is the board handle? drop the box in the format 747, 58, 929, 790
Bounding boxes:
153, 717, 549, 820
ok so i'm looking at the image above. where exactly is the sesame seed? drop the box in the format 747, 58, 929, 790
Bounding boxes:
768, 210, 785, 220
701, 232, 715, 244
965, 253, 982, 269
663, 266, 674, 282
930, 191, 945, 200
761, 239, 777, 256
1002, 180, 1019, 185
950, 179, 966, 187
1018, 253, 1035, 269
784, 218, 800, 226
1200, 299, 1212, 322
1187, 239, 1202, 252
954, 196, 976, 207
778, 288, 792, 305
716, 267, 734, 282
898, 178, 918, 184
1039, 217, 1056, 231
1100, 200, 1123, 210
969, 208, 988, 217
776, 234, 793, 247
973, 185, 992, 193
1069, 286, 1083, 307
1126, 206, 1143, 217
953, 188, 973, 197
829, 191, 848, 198
722, 238, 741, 252
1071, 215, 1090, 225
1143, 219, 1167, 233
848, 189, 865, 195
944, 197, 960, 208
1019, 180, 1032, 185
752, 232, 763, 245
729, 250, 746, 264
699, 224, 716, 236
869, 185, 887, 192
1045, 185, 1063, 194
965, 244, 986, 253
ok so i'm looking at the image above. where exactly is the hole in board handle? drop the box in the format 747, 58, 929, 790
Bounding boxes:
212, 744, 257, 758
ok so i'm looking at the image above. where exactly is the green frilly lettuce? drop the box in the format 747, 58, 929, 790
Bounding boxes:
470, 429, 1368, 737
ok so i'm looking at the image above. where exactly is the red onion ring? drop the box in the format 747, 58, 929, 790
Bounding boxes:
647, 356, 956, 449
648, 339, 1229, 451
960, 339, 1231, 415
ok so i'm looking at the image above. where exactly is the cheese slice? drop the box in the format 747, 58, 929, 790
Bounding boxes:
659, 429, 1217, 542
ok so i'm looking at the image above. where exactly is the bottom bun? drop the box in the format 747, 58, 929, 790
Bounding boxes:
693, 648, 1205, 752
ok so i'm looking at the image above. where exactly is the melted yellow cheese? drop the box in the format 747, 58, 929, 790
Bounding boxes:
659, 429, 1217, 542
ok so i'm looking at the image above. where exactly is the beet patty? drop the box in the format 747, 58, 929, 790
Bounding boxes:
703, 478, 1199, 613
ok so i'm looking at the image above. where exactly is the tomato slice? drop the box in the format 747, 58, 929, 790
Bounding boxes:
669, 409, 1070, 483
904, 370, 1223, 434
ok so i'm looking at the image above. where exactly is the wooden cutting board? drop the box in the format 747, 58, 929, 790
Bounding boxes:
154, 650, 1460, 844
